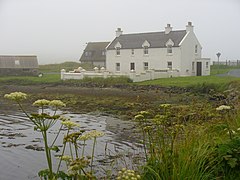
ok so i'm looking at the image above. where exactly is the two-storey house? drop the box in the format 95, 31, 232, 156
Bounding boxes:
106, 22, 210, 76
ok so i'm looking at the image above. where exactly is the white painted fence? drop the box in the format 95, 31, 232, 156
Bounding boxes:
60, 68, 180, 82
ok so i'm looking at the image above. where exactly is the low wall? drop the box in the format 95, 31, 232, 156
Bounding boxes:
61, 69, 180, 82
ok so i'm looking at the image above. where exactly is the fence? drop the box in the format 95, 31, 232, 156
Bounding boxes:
212, 60, 240, 66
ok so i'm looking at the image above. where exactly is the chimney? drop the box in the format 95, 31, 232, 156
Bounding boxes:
165, 24, 172, 34
116, 28, 123, 37
186, 22, 194, 32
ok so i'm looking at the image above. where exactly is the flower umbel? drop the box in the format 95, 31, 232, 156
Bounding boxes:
4, 92, 27, 101
88, 130, 105, 138
49, 100, 66, 108
61, 120, 79, 129
117, 168, 141, 180
33, 99, 50, 107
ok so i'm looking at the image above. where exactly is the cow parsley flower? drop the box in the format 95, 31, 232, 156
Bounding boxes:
78, 133, 93, 141
116, 168, 141, 180
216, 105, 231, 111
61, 120, 79, 129
49, 100, 66, 108
4, 92, 27, 101
89, 130, 104, 138
33, 99, 50, 107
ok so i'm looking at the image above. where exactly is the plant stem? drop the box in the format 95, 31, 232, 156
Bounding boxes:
56, 129, 70, 174
51, 124, 63, 147
91, 137, 97, 173
82, 140, 86, 157
42, 130, 53, 179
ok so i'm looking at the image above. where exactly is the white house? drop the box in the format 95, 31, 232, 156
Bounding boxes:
106, 22, 210, 77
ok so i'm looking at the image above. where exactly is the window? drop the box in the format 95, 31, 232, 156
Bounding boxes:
167, 45, 172, 54
143, 62, 148, 71
130, 62, 135, 71
116, 63, 120, 71
15, 60, 20, 66
143, 46, 148, 55
167, 61, 172, 70
85, 51, 92, 57
102, 50, 106, 56
206, 62, 209, 69
192, 62, 195, 71
131, 49, 134, 55
116, 47, 120, 55
195, 45, 198, 53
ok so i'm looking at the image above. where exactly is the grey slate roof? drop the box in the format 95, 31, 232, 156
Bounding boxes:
0, 55, 38, 68
107, 30, 187, 50
80, 42, 110, 62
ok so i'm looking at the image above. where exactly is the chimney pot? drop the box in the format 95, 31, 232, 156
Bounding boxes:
165, 23, 172, 34
186, 22, 194, 32
116, 28, 123, 37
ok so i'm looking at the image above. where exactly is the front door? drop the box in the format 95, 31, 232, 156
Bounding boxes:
197, 62, 202, 76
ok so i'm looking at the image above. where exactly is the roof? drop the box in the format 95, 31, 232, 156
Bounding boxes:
80, 42, 110, 62
107, 30, 187, 50
0, 55, 38, 68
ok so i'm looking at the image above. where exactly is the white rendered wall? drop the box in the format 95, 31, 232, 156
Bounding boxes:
106, 47, 182, 74
179, 31, 202, 76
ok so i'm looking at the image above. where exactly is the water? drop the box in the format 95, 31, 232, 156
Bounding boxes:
0, 110, 144, 180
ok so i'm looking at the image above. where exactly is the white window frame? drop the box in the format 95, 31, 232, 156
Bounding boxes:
206, 62, 209, 69
167, 61, 172, 70
143, 62, 148, 71
116, 47, 120, 56
116, 63, 120, 71
130, 62, 135, 71
143, 46, 148, 55
167, 45, 172, 54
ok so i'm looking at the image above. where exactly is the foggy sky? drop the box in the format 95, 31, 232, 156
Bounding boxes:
0, 0, 239, 64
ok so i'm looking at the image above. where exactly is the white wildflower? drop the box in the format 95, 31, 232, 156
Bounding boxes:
4, 92, 27, 101
216, 105, 231, 111
49, 100, 66, 108
61, 120, 79, 129
33, 99, 50, 107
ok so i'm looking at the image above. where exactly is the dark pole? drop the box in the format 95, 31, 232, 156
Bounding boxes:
216, 52, 221, 74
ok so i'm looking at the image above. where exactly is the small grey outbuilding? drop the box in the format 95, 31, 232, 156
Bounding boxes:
0, 55, 39, 76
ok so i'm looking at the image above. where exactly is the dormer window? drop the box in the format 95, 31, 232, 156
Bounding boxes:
142, 40, 150, 55
166, 39, 174, 54
116, 47, 120, 55
114, 42, 122, 56
167, 45, 172, 54
195, 45, 198, 53
143, 46, 148, 55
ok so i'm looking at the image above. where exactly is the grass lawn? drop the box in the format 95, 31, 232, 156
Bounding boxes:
136, 75, 240, 87
0, 74, 61, 85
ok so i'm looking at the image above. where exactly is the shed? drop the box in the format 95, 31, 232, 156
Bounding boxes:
0, 55, 39, 76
